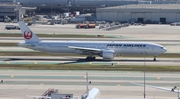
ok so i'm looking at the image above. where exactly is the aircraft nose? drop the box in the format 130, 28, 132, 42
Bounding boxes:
163, 47, 167, 53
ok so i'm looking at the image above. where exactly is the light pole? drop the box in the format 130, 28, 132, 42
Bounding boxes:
178, 86, 179, 99
143, 51, 148, 99
51, 0, 52, 16
143, 52, 146, 99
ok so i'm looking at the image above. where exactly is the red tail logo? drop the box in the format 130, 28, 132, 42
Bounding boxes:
24, 30, 33, 39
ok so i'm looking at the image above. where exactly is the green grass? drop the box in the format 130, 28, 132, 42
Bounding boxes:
0, 43, 18, 46
0, 64, 180, 71
0, 33, 107, 38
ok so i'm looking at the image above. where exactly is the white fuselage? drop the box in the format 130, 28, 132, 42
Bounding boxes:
82, 88, 100, 99
19, 41, 167, 56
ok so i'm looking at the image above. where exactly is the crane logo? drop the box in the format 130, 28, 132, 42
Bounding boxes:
24, 30, 33, 39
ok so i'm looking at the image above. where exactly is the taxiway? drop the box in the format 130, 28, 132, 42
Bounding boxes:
0, 70, 178, 99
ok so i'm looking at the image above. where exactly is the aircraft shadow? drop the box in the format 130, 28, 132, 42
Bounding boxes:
3, 58, 156, 61
4, 58, 78, 61
2, 58, 160, 65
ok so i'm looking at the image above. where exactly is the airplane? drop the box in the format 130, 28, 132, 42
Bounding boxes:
18, 21, 167, 61
131, 82, 180, 93
131, 82, 180, 99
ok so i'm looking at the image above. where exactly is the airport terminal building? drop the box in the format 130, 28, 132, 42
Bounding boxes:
96, 4, 180, 23
0, 0, 26, 22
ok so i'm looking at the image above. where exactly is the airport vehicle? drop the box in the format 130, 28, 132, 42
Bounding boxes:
18, 21, 167, 61
4, 16, 12, 23
76, 23, 96, 29
5, 25, 20, 30
12, 19, 18, 23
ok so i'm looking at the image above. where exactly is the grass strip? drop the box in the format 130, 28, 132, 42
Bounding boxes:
0, 43, 18, 46
0, 64, 180, 71
0, 33, 107, 38
0, 52, 179, 58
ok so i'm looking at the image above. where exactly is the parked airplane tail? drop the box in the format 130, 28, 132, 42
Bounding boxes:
84, 72, 101, 99
18, 21, 40, 43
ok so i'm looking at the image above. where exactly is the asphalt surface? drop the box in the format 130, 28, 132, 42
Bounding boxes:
0, 56, 179, 66
0, 70, 179, 99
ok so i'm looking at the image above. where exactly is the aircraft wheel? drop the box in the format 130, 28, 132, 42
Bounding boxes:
86, 57, 91, 60
153, 56, 156, 61
153, 58, 156, 61
86, 56, 95, 61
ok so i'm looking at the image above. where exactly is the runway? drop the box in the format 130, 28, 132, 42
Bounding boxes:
0, 56, 180, 66
0, 70, 179, 99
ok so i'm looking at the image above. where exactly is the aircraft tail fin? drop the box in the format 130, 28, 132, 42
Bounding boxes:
18, 21, 40, 43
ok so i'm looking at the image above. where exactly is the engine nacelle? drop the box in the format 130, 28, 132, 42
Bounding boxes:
101, 50, 114, 59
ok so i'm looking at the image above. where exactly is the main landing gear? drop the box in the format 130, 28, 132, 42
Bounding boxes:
153, 56, 156, 61
85, 53, 96, 60
86, 56, 96, 60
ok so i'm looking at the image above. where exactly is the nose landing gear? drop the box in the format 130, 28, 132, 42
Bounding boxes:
153, 56, 156, 61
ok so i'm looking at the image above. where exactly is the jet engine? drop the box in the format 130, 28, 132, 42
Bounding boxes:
101, 50, 114, 59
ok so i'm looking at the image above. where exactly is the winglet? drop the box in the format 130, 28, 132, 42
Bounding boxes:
18, 21, 40, 43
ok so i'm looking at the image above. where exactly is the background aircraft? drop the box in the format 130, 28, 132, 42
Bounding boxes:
131, 82, 180, 93
131, 82, 180, 99
18, 21, 167, 61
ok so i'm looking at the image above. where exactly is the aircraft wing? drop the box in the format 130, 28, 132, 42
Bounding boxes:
68, 46, 102, 52
130, 82, 180, 93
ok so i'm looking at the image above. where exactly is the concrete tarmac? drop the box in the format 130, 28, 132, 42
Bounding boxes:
0, 56, 180, 66
0, 70, 179, 99
1, 23, 180, 41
